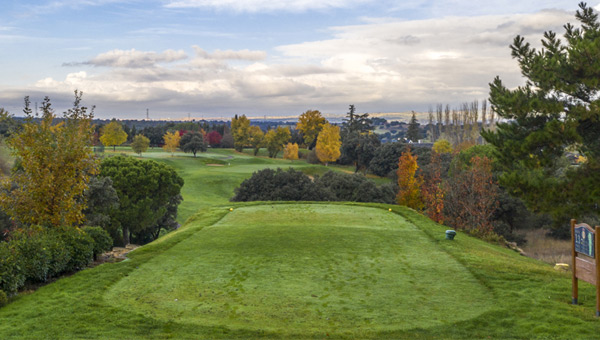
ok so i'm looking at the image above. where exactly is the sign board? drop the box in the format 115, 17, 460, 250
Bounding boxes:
571, 219, 600, 317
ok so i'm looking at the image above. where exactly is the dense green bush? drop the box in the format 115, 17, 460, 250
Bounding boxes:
314, 171, 395, 204
0, 289, 7, 307
82, 226, 113, 260
0, 242, 25, 295
59, 227, 94, 272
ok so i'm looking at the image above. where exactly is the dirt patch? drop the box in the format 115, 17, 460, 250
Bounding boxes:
94, 244, 140, 264
206, 163, 225, 166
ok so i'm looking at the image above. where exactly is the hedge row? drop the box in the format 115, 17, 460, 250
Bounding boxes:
0, 226, 112, 303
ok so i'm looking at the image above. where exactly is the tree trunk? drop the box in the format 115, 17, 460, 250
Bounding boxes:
122, 226, 130, 246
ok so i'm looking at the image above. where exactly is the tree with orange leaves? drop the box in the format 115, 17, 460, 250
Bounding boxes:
421, 151, 445, 223
396, 147, 423, 210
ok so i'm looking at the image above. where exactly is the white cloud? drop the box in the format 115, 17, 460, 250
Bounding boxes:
164, 0, 372, 12
19, 8, 577, 118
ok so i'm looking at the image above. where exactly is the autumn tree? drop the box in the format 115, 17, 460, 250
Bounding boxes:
0, 92, 98, 226
432, 139, 453, 154
444, 156, 499, 234
482, 3, 600, 223
162, 131, 181, 156
315, 123, 341, 166
131, 134, 150, 156
283, 143, 299, 161
231, 114, 251, 152
206, 130, 222, 147
265, 126, 291, 158
421, 152, 445, 223
100, 120, 128, 151
297, 109, 327, 149
248, 125, 265, 156
180, 131, 207, 157
396, 148, 424, 210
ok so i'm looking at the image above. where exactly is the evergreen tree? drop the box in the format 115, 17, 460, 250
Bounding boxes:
482, 3, 600, 223
406, 112, 421, 142
342, 104, 373, 133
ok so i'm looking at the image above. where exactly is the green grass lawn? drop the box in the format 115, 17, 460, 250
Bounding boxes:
1, 203, 600, 339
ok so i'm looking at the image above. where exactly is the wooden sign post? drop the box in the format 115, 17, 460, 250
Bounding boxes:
571, 219, 600, 316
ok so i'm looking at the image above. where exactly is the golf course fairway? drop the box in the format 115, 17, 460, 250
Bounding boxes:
105, 204, 492, 334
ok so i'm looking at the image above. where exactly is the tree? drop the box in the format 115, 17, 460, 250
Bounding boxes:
131, 134, 150, 156
100, 120, 128, 151
396, 148, 424, 210
315, 123, 341, 166
444, 156, 499, 234
180, 131, 207, 157
265, 126, 291, 158
421, 152, 445, 224
0, 108, 18, 138
231, 114, 251, 152
83, 176, 119, 230
248, 125, 265, 156
368, 142, 408, 177
339, 131, 380, 173
342, 104, 373, 133
162, 131, 181, 156
0, 92, 98, 226
283, 143, 299, 161
221, 125, 234, 148
100, 155, 183, 245
432, 139, 453, 154
481, 3, 600, 223
207, 130, 222, 147
406, 112, 421, 142
297, 110, 327, 149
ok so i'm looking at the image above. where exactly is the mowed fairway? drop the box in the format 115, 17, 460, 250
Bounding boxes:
106, 204, 491, 334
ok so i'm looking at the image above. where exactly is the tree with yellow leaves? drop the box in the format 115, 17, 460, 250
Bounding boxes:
396, 147, 424, 210
0, 92, 98, 226
231, 114, 251, 152
100, 120, 128, 151
283, 143, 299, 161
162, 131, 181, 156
297, 109, 327, 149
315, 123, 341, 166
432, 139, 453, 154
265, 126, 291, 158
248, 125, 265, 156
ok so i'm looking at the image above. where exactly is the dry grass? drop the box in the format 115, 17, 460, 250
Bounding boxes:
519, 229, 571, 265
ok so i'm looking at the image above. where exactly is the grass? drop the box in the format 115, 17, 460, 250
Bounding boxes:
520, 229, 572, 265
1, 202, 600, 339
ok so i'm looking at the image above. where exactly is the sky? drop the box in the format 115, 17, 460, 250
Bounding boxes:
0, 1, 592, 120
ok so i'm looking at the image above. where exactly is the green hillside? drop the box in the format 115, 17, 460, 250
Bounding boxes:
1, 150, 600, 339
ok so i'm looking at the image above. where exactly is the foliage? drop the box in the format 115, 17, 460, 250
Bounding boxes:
231, 115, 251, 152
131, 134, 150, 156
100, 155, 183, 245
0, 92, 98, 227
162, 131, 181, 156
283, 143, 299, 161
432, 139, 453, 154
314, 171, 395, 204
82, 226, 113, 260
406, 112, 421, 142
264, 126, 291, 158
306, 149, 320, 164
342, 104, 373, 133
220, 125, 234, 148
0, 290, 6, 307
315, 123, 341, 165
83, 176, 119, 230
339, 131, 380, 173
0, 108, 18, 138
100, 120, 128, 151
421, 152, 445, 224
368, 142, 407, 177
444, 156, 499, 234
396, 147, 424, 210
481, 3, 600, 224
231, 168, 333, 202
0, 241, 25, 295
180, 131, 207, 157
248, 126, 265, 156
296, 110, 327, 149
206, 130, 222, 147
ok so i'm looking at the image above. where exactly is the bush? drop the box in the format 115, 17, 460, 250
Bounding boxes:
231, 168, 333, 202
314, 171, 395, 204
82, 226, 113, 260
0, 289, 7, 307
59, 227, 94, 272
0, 242, 24, 295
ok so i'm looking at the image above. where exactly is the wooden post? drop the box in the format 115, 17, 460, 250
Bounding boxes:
572, 219, 578, 305
594, 226, 600, 316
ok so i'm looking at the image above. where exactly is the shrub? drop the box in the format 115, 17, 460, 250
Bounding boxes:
314, 171, 394, 204
0, 289, 7, 307
9, 227, 53, 282
0, 242, 24, 295
59, 227, 94, 272
82, 226, 113, 260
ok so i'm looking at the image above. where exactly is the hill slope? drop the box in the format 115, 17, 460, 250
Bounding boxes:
1, 203, 599, 339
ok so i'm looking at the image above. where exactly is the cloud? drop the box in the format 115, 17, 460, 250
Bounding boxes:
64, 49, 188, 68
164, 0, 372, 12
10, 7, 578, 119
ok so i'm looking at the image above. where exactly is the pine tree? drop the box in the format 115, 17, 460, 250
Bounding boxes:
406, 112, 421, 142
482, 3, 600, 222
